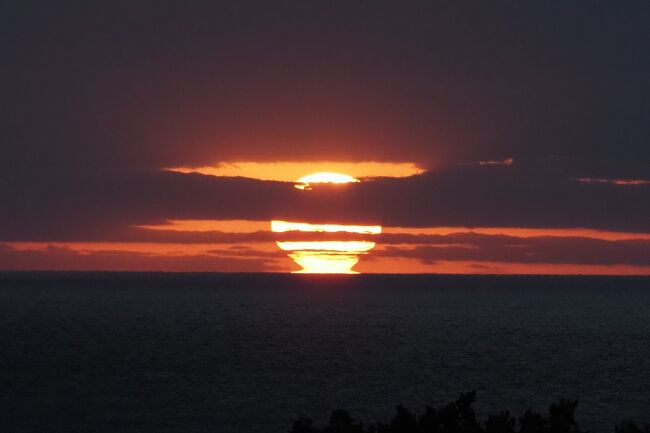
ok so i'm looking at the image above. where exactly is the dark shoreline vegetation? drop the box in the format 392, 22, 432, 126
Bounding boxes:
289, 392, 649, 433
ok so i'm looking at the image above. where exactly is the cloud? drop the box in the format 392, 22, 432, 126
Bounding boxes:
1, 164, 648, 244
4, 227, 649, 271
573, 178, 650, 186
0, 243, 285, 272
476, 158, 514, 166
376, 234, 650, 266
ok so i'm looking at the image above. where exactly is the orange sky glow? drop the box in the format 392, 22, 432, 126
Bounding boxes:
165, 161, 423, 182
4, 219, 650, 275
137, 219, 650, 241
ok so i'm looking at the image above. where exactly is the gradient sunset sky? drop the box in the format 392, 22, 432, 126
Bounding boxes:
2, 2, 649, 274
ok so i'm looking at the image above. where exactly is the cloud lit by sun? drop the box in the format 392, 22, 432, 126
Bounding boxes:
165, 161, 423, 182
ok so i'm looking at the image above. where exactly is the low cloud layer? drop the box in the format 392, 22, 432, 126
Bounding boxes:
3, 224, 649, 272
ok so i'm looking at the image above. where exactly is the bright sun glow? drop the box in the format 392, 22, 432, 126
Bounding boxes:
276, 241, 376, 252
289, 252, 360, 274
294, 172, 359, 190
271, 220, 381, 235
296, 172, 358, 184
272, 217, 381, 273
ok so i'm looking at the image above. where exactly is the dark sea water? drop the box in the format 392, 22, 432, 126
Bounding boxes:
1, 272, 649, 432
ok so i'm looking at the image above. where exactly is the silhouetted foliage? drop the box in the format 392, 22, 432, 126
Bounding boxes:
615, 421, 650, 433
289, 392, 649, 433
324, 409, 365, 433
291, 417, 318, 433
485, 411, 516, 433
519, 410, 547, 433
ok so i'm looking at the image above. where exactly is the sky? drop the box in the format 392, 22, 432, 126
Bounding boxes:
1, 1, 649, 274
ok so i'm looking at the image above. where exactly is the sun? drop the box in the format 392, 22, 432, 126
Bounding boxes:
272, 171, 381, 274
273, 230, 380, 274
294, 172, 359, 190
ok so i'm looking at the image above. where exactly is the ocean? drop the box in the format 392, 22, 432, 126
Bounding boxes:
1, 272, 649, 432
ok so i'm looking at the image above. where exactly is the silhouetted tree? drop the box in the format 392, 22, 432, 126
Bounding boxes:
548, 400, 584, 433
519, 410, 547, 433
291, 417, 318, 433
485, 411, 516, 433
324, 409, 364, 433
418, 406, 439, 433
390, 405, 417, 433
615, 421, 650, 433
434, 391, 481, 433
288, 393, 649, 433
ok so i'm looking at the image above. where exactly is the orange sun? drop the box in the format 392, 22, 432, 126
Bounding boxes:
272, 172, 381, 274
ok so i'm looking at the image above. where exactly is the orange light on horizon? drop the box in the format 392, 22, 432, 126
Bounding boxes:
289, 252, 361, 274
279, 242, 374, 274
6, 240, 649, 275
